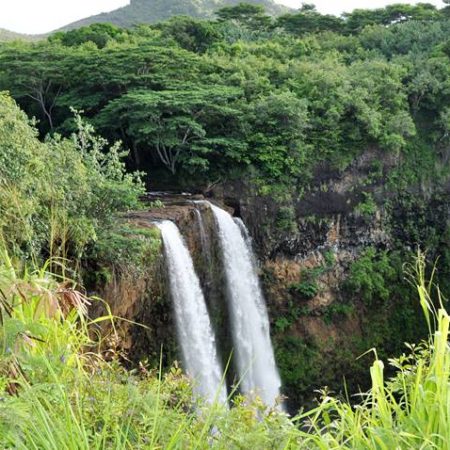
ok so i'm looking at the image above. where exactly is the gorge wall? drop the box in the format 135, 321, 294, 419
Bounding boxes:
90, 148, 450, 412
210, 147, 450, 409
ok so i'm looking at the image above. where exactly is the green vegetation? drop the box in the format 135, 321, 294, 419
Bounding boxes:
2, 2, 450, 446
289, 256, 335, 300
1, 247, 449, 448
345, 247, 398, 306
289, 275, 319, 300
355, 192, 377, 218
1, 3, 449, 194
322, 301, 354, 325
275, 205, 297, 232
0, 92, 149, 277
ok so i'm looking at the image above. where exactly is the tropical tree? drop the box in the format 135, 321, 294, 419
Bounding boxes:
0, 43, 68, 130
49, 23, 128, 49
97, 86, 243, 174
154, 16, 222, 53
276, 8, 344, 36
216, 3, 272, 31
244, 91, 309, 182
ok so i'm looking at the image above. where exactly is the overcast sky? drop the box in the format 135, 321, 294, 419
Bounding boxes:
0, 0, 446, 34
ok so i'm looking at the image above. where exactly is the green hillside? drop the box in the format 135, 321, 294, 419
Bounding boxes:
0, 28, 42, 41
59, 0, 289, 30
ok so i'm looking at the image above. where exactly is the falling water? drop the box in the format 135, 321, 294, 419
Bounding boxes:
156, 220, 227, 405
193, 207, 213, 267
209, 204, 282, 407
234, 217, 258, 268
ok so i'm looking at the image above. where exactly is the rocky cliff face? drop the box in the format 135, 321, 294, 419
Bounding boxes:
209, 147, 449, 409
91, 148, 449, 412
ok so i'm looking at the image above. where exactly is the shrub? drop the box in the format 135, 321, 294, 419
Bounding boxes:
355, 192, 377, 217
289, 266, 325, 300
0, 94, 144, 268
289, 279, 319, 299
344, 247, 398, 305
275, 205, 298, 233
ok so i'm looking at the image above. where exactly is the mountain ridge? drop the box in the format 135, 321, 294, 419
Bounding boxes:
0, 28, 42, 41
57, 0, 291, 31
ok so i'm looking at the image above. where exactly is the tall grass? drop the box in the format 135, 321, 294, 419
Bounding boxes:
0, 251, 294, 449
0, 250, 449, 449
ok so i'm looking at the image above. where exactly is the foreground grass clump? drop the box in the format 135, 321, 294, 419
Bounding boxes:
1, 250, 449, 449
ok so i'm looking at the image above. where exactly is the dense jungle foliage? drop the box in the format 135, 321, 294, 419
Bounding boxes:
1, 2, 450, 447
0, 90, 160, 284
0, 2, 449, 193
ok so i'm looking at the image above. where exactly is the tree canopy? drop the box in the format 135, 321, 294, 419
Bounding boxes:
0, 3, 449, 192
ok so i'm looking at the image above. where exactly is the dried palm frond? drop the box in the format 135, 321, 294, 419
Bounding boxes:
56, 284, 91, 317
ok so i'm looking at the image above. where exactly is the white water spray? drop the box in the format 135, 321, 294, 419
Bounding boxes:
156, 220, 227, 405
210, 204, 282, 407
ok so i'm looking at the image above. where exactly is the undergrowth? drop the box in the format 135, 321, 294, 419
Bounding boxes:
0, 250, 296, 449
1, 249, 449, 448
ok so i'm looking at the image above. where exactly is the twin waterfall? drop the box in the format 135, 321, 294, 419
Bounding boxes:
157, 204, 281, 408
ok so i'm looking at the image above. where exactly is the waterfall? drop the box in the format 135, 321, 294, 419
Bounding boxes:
156, 220, 227, 405
209, 204, 282, 407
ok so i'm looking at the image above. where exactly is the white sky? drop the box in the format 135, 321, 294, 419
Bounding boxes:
0, 0, 446, 34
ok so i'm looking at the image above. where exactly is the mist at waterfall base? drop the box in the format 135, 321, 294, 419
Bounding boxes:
210, 204, 282, 408
156, 220, 227, 405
